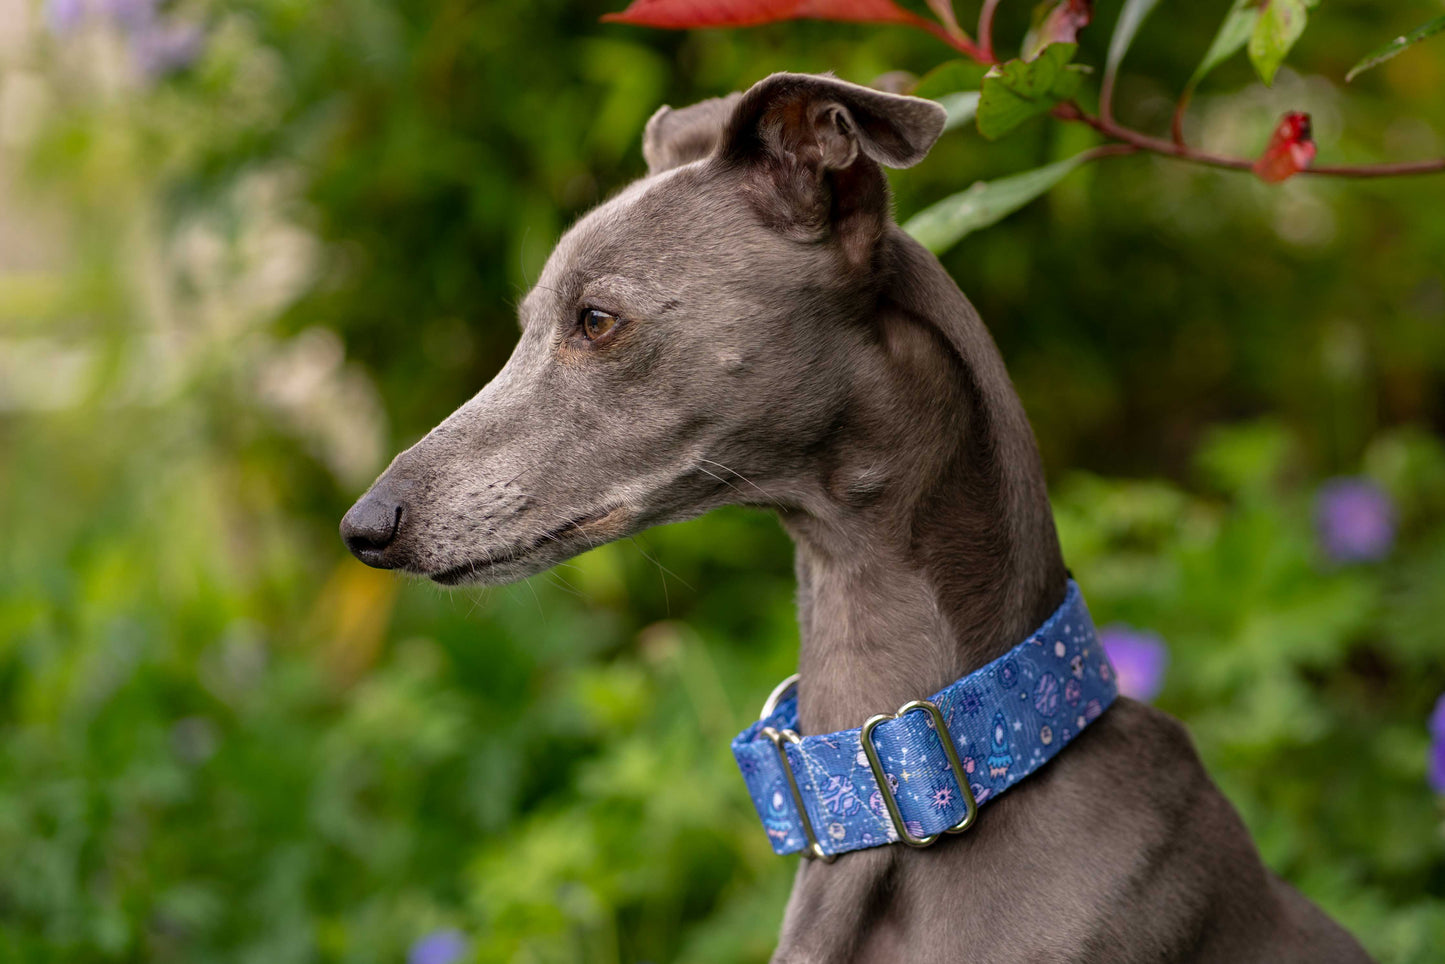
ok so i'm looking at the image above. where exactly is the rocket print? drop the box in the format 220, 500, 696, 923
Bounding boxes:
986, 711, 1013, 780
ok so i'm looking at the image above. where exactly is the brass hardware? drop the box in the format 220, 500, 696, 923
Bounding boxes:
760, 725, 835, 862
860, 699, 978, 848
759, 672, 799, 721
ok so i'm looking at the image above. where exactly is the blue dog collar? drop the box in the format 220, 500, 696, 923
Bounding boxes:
732, 580, 1117, 860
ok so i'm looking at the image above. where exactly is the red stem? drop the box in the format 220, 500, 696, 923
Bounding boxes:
1099, 74, 1118, 129
1170, 87, 1192, 147
1053, 103, 1445, 179
1079, 143, 1140, 163
1308, 158, 1445, 177
978, 0, 1002, 64
905, 11, 984, 61
1056, 103, 1251, 170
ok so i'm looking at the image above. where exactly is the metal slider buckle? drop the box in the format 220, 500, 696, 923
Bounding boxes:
756, 674, 834, 862
759, 725, 835, 862
860, 699, 978, 848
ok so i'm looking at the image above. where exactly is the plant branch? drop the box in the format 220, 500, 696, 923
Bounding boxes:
907, 11, 985, 60
1052, 102, 1445, 178
1080, 143, 1141, 163
1055, 102, 1251, 170
1098, 73, 1120, 129
1308, 157, 1445, 177
904, 4, 1444, 178
978, 0, 1002, 64
1170, 86, 1193, 146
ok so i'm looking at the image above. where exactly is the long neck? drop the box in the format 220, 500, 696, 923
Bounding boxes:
783, 229, 1068, 735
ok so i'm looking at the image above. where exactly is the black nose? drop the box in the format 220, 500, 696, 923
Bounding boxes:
340, 490, 403, 568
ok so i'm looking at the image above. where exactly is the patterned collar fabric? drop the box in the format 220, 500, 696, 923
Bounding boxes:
731, 580, 1117, 859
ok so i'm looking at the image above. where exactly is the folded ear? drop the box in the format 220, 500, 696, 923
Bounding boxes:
722, 72, 945, 171
716, 72, 946, 259
642, 93, 743, 175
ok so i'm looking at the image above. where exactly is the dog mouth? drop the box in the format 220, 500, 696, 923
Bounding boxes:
427, 505, 624, 585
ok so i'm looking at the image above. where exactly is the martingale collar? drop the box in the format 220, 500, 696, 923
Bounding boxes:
732, 580, 1117, 860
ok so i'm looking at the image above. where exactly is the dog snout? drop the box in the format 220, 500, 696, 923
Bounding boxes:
340, 487, 405, 568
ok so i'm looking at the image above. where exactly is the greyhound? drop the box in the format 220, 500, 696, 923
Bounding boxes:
340, 72, 1373, 962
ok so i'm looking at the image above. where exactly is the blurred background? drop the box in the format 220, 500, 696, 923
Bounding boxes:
1, 0, 1444, 961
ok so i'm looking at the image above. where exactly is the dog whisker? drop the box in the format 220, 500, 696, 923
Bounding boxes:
544, 571, 586, 599
628, 533, 693, 602
694, 464, 746, 500
696, 457, 784, 508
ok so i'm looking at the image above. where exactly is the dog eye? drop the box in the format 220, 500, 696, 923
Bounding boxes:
580, 308, 618, 342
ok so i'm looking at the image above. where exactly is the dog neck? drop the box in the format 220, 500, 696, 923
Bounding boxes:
781, 229, 1068, 735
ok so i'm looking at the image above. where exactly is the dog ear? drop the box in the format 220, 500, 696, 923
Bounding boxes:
717, 72, 946, 257
722, 72, 945, 171
643, 93, 743, 175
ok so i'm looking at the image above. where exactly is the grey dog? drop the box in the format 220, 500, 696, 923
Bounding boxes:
341, 72, 1374, 962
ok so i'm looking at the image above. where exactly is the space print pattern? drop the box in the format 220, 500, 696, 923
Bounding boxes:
732, 580, 1117, 858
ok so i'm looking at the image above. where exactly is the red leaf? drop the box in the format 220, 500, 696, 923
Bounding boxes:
602, 0, 921, 29
1253, 111, 1317, 183
1046, 0, 1093, 44
1024, 0, 1093, 60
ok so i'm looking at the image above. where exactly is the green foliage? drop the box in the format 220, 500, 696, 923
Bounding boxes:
3, 1, 1445, 962
1348, 14, 1445, 82
911, 57, 989, 98
976, 42, 1086, 139
1186, 0, 1262, 94
1177, 0, 1321, 92
1055, 423, 1445, 962
935, 90, 982, 131
904, 151, 1092, 252
1104, 0, 1162, 84
912, 58, 987, 131
1249, 0, 1318, 86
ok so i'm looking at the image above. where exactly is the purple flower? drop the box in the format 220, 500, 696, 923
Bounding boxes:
46, 0, 204, 82
1430, 693, 1445, 795
408, 930, 468, 964
131, 21, 204, 79
99, 0, 158, 30
44, 0, 87, 35
1315, 477, 1396, 564
1099, 626, 1168, 703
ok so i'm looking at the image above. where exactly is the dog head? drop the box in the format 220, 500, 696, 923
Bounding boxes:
340, 72, 945, 585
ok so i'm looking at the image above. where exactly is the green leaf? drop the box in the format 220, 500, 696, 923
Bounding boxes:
911, 61, 986, 133
976, 44, 1088, 141
911, 59, 990, 99
903, 152, 1094, 253
1105, 0, 1162, 84
1347, 15, 1445, 82
936, 91, 982, 132
1187, 0, 1260, 90
1248, 0, 1313, 86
